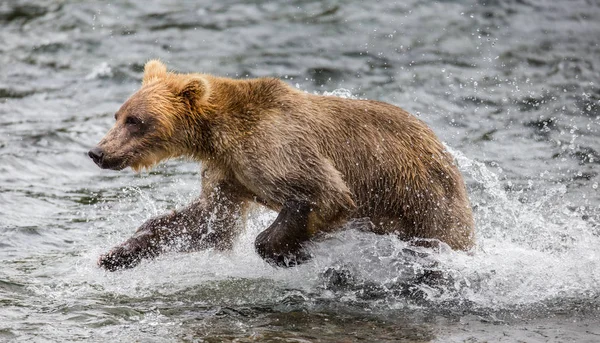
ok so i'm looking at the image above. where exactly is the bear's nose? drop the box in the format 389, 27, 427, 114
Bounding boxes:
88, 147, 104, 164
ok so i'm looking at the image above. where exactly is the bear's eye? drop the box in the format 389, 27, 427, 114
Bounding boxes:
125, 116, 141, 126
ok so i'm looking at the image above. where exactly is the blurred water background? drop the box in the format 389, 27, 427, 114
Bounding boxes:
1, 0, 599, 341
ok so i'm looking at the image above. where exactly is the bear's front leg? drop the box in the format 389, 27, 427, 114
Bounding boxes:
255, 200, 313, 267
98, 215, 166, 271
99, 188, 245, 271
247, 151, 356, 267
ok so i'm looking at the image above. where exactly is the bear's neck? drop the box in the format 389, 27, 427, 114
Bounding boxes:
188, 76, 293, 161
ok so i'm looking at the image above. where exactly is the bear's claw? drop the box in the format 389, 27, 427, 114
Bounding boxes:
98, 247, 143, 271
262, 250, 312, 268
98, 236, 158, 271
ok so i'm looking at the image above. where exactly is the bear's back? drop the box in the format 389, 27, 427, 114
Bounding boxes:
291, 94, 473, 247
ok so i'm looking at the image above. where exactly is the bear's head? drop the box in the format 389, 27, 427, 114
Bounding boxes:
88, 60, 211, 172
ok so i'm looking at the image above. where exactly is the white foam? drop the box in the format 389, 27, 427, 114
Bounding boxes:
321, 88, 359, 99
85, 62, 113, 80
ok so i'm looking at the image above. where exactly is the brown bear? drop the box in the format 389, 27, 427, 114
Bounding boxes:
88, 60, 474, 271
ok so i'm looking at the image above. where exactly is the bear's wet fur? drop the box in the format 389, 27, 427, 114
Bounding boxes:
90, 60, 474, 270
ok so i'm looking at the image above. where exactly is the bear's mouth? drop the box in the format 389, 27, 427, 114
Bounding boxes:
103, 161, 128, 170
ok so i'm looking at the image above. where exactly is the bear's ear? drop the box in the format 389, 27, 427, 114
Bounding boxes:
142, 60, 167, 85
178, 76, 211, 106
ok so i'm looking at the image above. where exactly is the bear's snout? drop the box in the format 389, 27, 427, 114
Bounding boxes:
88, 147, 104, 166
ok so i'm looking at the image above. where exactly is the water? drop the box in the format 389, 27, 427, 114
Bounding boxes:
1, 0, 599, 341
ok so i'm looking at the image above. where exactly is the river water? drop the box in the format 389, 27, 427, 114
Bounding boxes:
1, 0, 599, 342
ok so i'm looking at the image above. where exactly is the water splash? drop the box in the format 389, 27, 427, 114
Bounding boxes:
321, 88, 358, 99
438, 147, 600, 309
